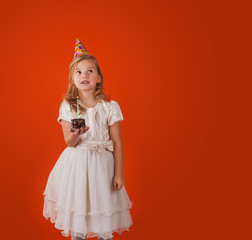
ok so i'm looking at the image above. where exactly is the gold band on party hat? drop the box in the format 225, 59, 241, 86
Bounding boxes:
74, 38, 90, 59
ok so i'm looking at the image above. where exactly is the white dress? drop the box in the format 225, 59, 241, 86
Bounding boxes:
43, 99, 133, 240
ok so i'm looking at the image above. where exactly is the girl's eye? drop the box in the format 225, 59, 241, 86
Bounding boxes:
76, 70, 93, 74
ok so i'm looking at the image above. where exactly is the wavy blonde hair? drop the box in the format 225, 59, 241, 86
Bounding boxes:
62, 54, 110, 115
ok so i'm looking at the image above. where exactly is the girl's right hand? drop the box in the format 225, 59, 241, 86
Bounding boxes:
70, 126, 89, 136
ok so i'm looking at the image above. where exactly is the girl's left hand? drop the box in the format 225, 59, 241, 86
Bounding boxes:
112, 174, 125, 190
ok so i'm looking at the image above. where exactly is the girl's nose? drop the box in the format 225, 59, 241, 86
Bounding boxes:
82, 72, 88, 78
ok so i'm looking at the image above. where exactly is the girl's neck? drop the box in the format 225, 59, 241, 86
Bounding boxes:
79, 90, 97, 106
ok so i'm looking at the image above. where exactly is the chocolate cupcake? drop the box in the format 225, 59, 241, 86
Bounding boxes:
71, 118, 86, 132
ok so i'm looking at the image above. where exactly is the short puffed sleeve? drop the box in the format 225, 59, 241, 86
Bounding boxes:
57, 101, 74, 124
108, 100, 124, 126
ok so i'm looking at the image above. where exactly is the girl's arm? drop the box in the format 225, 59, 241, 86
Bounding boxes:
60, 120, 89, 147
109, 122, 125, 190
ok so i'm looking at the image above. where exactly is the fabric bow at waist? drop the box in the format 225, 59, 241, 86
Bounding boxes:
73, 140, 114, 154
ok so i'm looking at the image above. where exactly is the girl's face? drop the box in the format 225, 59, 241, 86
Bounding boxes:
73, 59, 101, 92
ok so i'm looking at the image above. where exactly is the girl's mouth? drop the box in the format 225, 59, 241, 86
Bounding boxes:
81, 81, 89, 84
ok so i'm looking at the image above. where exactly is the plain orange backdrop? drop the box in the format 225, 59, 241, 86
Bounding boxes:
0, 0, 251, 240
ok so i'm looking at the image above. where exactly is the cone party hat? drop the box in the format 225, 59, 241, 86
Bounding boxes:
74, 38, 90, 59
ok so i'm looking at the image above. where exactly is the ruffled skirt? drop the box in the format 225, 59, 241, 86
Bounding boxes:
43, 145, 133, 239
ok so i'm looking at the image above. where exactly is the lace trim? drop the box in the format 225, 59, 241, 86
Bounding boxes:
62, 227, 131, 239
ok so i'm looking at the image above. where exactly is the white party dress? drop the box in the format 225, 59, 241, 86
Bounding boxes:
43, 99, 133, 240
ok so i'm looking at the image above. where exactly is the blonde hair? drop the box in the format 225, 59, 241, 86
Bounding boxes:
62, 54, 110, 114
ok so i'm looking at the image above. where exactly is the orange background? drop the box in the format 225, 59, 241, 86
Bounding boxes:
0, 1, 251, 240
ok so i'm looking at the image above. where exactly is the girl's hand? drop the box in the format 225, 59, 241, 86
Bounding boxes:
70, 126, 89, 136
112, 174, 125, 190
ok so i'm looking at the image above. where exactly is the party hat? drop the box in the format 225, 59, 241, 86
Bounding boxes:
74, 38, 90, 59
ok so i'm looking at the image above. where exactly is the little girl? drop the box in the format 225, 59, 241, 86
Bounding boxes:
43, 38, 133, 240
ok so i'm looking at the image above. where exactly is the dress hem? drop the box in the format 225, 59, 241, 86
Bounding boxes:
43, 198, 133, 240
45, 214, 132, 240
